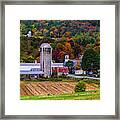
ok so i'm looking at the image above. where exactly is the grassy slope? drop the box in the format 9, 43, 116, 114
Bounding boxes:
20, 90, 100, 100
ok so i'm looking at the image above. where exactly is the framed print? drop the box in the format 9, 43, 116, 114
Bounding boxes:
0, 0, 120, 119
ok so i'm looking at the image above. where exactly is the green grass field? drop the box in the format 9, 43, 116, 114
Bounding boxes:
21, 90, 100, 100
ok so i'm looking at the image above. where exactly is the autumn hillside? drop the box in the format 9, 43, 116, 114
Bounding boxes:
20, 20, 100, 71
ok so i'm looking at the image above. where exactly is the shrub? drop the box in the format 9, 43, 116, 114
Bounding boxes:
75, 81, 86, 92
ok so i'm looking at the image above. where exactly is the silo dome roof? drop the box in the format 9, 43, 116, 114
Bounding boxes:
40, 43, 52, 48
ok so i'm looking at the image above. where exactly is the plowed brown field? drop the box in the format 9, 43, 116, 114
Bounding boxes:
20, 81, 99, 96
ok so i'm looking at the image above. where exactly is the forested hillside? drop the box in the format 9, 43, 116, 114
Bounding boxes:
20, 20, 100, 71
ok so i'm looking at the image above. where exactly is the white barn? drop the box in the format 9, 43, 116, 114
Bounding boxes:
20, 43, 65, 77
20, 63, 64, 75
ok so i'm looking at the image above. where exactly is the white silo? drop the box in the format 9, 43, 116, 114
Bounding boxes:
40, 43, 52, 77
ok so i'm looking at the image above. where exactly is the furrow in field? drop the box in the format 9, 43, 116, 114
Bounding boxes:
63, 82, 75, 90
50, 85, 64, 94
51, 82, 66, 93
48, 84, 64, 95
25, 84, 35, 96
55, 83, 70, 93
20, 87, 27, 96
48, 82, 68, 94
60, 83, 75, 93
37, 83, 50, 95
27, 84, 40, 96
20, 84, 28, 96
30, 83, 43, 95
40, 83, 58, 95
21, 84, 34, 96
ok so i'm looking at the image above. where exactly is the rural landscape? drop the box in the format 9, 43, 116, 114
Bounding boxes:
20, 20, 100, 100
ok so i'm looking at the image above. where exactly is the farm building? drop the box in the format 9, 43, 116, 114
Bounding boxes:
20, 43, 69, 78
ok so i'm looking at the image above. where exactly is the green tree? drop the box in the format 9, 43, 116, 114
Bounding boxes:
81, 48, 100, 71
75, 81, 86, 92
65, 60, 74, 74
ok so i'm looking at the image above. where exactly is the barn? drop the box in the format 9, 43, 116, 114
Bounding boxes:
20, 43, 69, 78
